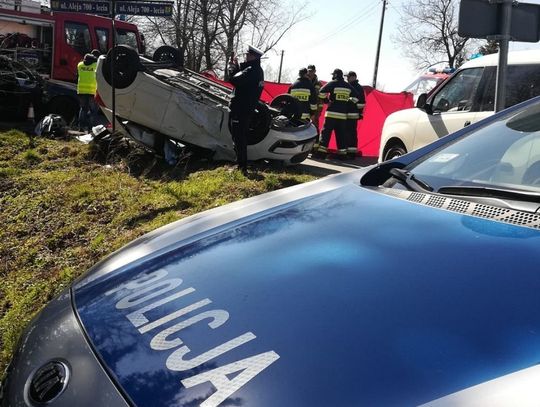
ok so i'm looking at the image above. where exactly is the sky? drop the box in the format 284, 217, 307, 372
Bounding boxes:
259, 0, 540, 92
260, 0, 422, 92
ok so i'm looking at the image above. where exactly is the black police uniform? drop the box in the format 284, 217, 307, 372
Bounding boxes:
288, 76, 317, 120
345, 78, 366, 157
317, 70, 360, 158
228, 58, 264, 173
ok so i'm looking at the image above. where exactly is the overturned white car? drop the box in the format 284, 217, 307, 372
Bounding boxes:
95, 46, 317, 165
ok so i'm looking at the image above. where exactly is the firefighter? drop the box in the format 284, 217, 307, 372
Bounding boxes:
228, 45, 265, 176
345, 71, 366, 159
306, 64, 324, 147
314, 68, 360, 160
288, 67, 317, 121
76, 51, 98, 131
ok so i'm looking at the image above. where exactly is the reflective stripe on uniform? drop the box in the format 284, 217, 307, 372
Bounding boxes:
290, 88, 311, 102
318, 93, 327, 99
337, 149, 347, 155
347, 113, 360, 119
310, 104, 317, 111
301, 112, 311, 119
325, 111, 348, 120
317, 145, 328, 153
334, 87, 351, 101
347, 147, 358, 153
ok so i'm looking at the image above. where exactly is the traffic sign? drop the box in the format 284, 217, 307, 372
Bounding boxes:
459, 0, 540, 43
50, 0, 111, 14
115, 1, 173, 16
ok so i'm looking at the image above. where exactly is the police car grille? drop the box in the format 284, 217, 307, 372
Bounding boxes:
382, 188, 540, 230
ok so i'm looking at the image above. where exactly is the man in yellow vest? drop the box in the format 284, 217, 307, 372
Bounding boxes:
76, 50, 99, 131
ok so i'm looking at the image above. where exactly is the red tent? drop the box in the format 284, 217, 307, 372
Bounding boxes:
200, 71, 288, 103
327, 89, 414, 157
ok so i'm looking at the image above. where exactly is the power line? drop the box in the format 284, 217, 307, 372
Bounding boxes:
315, 1, 382, 45
291, 0, 382, 53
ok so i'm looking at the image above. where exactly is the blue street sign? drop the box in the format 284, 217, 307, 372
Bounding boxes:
50, 0, 111, 14
115, 2, 173, 16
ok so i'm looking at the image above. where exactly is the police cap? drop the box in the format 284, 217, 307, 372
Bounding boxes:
345, 71, 357, 77
246, 45, 264, 58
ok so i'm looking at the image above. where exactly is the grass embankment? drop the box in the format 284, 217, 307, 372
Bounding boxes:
0, 130, 316, 374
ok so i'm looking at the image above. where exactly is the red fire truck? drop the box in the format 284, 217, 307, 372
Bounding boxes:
0, 0, 144, 121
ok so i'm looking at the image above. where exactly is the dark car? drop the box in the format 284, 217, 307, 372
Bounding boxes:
3, 96, 540, 406
0, 55, 41, 120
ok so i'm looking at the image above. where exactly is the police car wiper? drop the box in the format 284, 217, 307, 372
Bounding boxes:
389, 168, 433, 192
437, 185, 540, 204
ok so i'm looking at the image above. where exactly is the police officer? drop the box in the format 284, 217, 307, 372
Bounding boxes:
228, 45, 264, 176
288, 67, 317, 121
345, 71, 365, 159
76, 50, 99, 131
306, 64, 324, 147
315, 68, 359, 159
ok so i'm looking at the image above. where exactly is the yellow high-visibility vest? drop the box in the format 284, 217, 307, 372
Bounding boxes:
77, 61, 97, 95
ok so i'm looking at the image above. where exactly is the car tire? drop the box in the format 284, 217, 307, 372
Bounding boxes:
47, 96, 79, 125
383, 142, 407, 161
270, 94, 302, 121
153, 46, 184, 68
248, 101, 271, 145
102, 45, 141, 89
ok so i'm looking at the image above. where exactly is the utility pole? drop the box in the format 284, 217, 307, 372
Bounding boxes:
372, 0, 387, 89
278, 50, 284, 83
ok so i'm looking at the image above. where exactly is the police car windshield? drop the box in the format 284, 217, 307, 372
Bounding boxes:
407, 99, 540, 196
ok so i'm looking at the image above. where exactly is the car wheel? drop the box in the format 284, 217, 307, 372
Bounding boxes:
383, 143, 407, 161
248, 101, 271, 145
153, 45, 184, 68
47, 96, 79, 125
270, 94, 302, 121
102, 45, 141, 89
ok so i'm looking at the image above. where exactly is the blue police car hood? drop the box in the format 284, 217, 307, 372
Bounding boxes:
73, 183, 540, 407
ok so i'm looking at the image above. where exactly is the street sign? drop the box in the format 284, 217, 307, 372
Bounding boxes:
115, 1, 173, 16
50, 0, 111, 15
459, 0, 540, 43
50, 0, 173, 16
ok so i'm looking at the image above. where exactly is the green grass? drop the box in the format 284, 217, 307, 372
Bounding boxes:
0, 130, 316, 375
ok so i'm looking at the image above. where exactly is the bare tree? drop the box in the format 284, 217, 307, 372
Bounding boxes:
138, 0, 308, 79
245, 0, 310, 53
392, 0, 475, 70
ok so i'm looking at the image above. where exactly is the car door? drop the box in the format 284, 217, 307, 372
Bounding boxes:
413, 67, 485, 151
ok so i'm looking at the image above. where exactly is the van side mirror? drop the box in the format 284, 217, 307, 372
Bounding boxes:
416, 93, 427, 108
416, 93, 433, 114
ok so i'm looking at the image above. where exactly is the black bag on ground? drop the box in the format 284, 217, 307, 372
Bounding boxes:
34, 114, 68, 138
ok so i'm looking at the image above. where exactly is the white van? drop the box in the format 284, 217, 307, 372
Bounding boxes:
379, 50, 540, 161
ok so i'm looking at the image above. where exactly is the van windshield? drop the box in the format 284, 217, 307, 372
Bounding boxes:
431, 68, 484, 113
